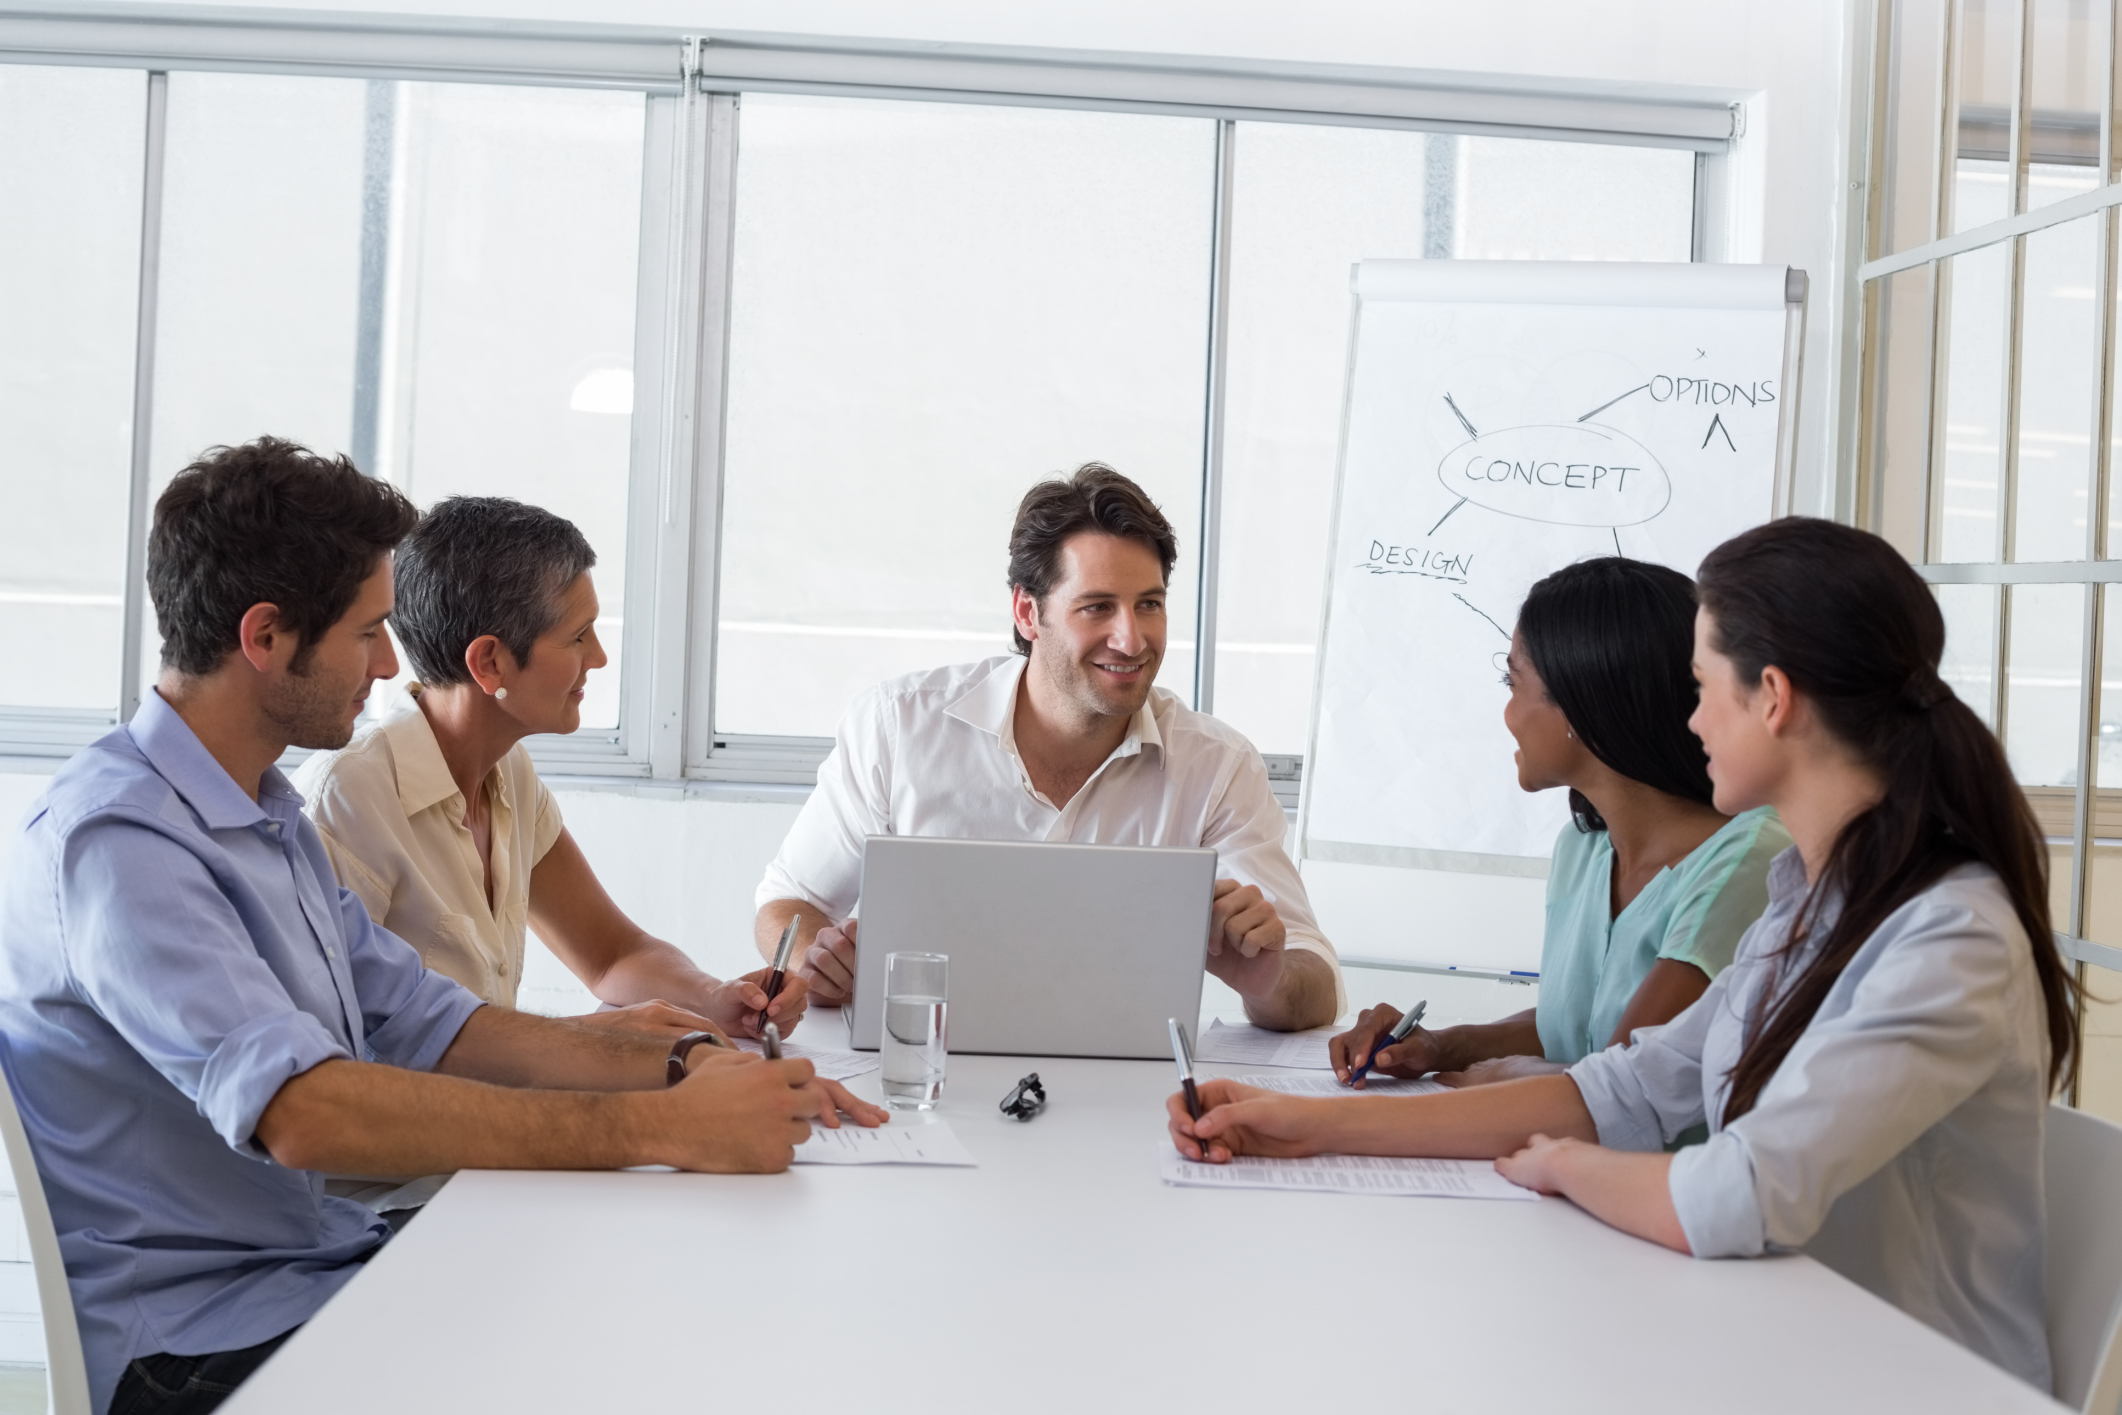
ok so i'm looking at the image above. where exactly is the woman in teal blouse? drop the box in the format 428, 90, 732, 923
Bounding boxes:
1332, 557, 1789, 1086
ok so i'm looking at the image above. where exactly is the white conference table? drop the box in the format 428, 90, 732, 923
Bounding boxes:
227, 1009, 2066, 1415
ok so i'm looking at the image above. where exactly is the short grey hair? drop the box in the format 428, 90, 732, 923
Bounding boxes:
392, 496, 597, 686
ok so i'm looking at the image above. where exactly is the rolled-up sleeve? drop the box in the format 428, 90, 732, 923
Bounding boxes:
1668, 1131, 1769, 1256
1696, 898, 2017, 1255
1567, 977, 1723, 1153
59, 816, 354, 1158
756, 689, 893, 920
1200, 751, 1344, 1014
340, 888, 481, 1071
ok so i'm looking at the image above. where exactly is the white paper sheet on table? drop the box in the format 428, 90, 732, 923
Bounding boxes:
734, 1038, 878, 1081
791, 1120, 976, 1167
1159, 1148, 1534, 1200
1235, 1073, 1448, 1097
1193, 1019, 1333, 1070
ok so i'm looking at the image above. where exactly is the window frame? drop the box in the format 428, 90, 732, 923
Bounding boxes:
0, 5, 1742, 786
1846, 0, 2122, 1104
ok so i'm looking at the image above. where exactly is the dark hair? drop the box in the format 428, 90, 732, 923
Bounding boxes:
149, 437, 418, 676
1698, 518, 2077, 1123
391, 497, 598, 686
1007, 464, 1178, 654
1518, 557, 1715, 832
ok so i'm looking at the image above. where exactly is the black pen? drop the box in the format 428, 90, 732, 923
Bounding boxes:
1350, 1000, 1427, 1086
1168, 1018, 1210, 1161
760, 916, 800, 1026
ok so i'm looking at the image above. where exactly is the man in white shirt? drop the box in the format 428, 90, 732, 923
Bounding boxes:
754, 464, 1342, 1031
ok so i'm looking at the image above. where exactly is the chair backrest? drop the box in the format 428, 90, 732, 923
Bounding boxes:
2047, 1102, 2122, 1415
0, 1035, 89, 1415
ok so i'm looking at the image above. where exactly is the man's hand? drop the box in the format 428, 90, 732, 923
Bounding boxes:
658, 1054, 823, 1173
799, 918, 859, 1006
1165, 1078, 1330, 1163
805, 1075, 890, 1130
1329, 1003, 1446, 1086
1204, 879, 1286, 998
567, 1000, 727, 1041
699, 968, 811, 1041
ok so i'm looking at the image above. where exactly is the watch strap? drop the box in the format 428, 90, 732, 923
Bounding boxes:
666, 1030, 722, 1087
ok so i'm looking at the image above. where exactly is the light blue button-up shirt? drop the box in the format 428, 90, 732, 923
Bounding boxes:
0, 691, 483, 1414
1569, 848, 2053, 1391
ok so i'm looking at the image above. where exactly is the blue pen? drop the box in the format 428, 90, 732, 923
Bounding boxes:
1350, 1000, 1427, 1086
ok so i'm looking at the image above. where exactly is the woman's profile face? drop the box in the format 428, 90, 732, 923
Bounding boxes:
1687, 608, 1773, 815
1500, 630, 1578, 794
502, 572, 607, 738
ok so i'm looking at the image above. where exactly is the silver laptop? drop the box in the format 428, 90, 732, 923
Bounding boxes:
847, 836, 1216, 1060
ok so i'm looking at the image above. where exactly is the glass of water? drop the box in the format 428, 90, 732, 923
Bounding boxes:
881, 951, 948, 1110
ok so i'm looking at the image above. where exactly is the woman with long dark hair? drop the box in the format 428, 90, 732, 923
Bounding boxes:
1330, 557, 1788, 1086
1173, 519, 2076, 1388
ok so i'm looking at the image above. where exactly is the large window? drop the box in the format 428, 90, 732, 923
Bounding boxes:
0, 17, 1728, 784
1855, 0, 2121, 1118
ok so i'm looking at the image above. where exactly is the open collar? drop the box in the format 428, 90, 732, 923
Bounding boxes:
942, 655, 1164, 769
128, 689, 271, 831
380, 686, 513, 821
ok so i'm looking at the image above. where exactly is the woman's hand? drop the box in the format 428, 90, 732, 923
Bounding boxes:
1329, 1004, 1447, 1085
1165, 1079, 1334, 1163
1493, 1132, 1582, 1193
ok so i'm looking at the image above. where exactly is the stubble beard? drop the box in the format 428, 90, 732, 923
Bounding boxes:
263, 654, 361, 752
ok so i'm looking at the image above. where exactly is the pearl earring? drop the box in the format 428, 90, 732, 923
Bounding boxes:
495, 688, 508, 701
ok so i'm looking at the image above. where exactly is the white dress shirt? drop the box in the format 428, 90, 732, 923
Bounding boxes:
758, 656, 1342, 1010
294, 687, 563, 1009
1570, 849, 2053, 1390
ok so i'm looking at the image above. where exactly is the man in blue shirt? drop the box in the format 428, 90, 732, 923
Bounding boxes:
0, 439, 874, 1415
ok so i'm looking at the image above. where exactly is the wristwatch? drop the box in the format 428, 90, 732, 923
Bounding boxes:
666, 1030, 724, 1087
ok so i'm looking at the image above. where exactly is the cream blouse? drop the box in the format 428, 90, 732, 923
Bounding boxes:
293, 686, 563, 1009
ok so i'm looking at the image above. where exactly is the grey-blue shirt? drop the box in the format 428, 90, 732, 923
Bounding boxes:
1569, 847, 2053, 1391
0, 691, 483, 1414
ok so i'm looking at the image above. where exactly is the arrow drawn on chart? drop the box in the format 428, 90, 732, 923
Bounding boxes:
1443, 392, 1480, 440
1428, 497, 1468, 536
1702, 413, 1737, 451
1454, 593, 1511, 640
1577, 383, 1649, 422
1611, 528, 1623, 556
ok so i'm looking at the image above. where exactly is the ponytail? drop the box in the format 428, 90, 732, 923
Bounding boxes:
1696, 519, 2077, 1125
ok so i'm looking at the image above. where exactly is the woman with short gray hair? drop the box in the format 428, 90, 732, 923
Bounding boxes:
297, 497, 833, 1053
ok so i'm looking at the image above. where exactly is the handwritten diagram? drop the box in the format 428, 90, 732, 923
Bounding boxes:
1304, 263, 1794, 868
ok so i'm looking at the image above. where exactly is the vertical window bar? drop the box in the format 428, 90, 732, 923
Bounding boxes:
118, 70, 167, 726
1999, 0, 2030, 561
349, 78, 395, 477
1193, 118, 1234, 715
681, 82, 743, 772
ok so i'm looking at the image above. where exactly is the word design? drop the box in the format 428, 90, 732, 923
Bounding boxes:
1355, 543, 1472, 581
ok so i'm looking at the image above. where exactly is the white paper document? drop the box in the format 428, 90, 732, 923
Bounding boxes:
1234, 1073, 1448, 1098
1159, 1148, 1535, 1201
1192, 1019, 1333, 1070
734, 1038, 878, 1081
791, 1120, 976, 1167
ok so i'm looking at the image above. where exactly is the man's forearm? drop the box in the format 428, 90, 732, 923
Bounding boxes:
437, 1003, 669, 1090
257, 1056, 660, 1176
756, 899, 829, 964
1242, 948, 1338, 1031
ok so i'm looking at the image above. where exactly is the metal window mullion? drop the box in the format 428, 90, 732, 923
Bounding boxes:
1192, 118, 1234, 716
2068, 579, 2100, 1104
2000, 231, 2027, 562
1926, 255, 1956, 560
2010, 0, 2032, 216
682, 82, 742, 772
117, 69, 167, 725
1939, 0, 1968, 239
627, 88, 687, 777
